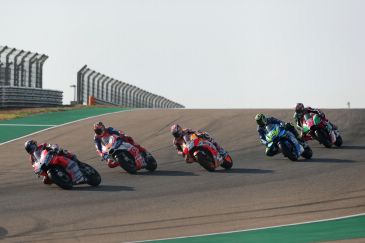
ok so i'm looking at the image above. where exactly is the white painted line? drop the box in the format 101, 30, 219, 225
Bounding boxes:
0, 109, 131, 146
130, 212, 365, 243
0, 124, 56, 127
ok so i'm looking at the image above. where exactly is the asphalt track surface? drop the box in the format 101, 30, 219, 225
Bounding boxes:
1, 109, 365, 243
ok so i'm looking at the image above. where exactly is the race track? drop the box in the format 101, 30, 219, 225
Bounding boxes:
1, 109, 365, 242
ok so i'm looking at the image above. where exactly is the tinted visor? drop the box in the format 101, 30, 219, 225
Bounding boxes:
257, 119, 265, 126
26, 144, 36, 154
172, 131, 181, 138
94, 128, 104, 135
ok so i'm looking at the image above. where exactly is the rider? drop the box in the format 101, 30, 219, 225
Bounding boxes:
255, 114, 305, 157
170, 124, 228, 163
293, 103, 338, 139
24, 140, 84, 185
93, 121, 147, 168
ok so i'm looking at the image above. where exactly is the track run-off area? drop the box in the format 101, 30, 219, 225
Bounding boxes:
0, 108, 365, 242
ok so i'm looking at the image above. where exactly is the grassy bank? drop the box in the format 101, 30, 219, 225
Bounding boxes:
0, 105, 118, 120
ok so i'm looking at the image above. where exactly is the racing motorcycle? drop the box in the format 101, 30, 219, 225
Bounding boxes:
33, 149, 101, 190
181, 133, 233, 172
301, 113, 342, 148
265, 123, 313, 161
103, 135, 157, 174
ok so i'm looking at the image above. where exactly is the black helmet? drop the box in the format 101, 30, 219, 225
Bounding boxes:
25, 140, 37, 154
93, 121, 105, 135
170, 124, 183, 138
295, 103, 305, 114
255, 114, 267, 126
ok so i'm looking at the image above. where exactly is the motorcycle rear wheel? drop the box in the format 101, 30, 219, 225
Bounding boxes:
280, 140, 298, 161
301, 146, 313, 159
115, 151, 137, 174
334, 135, 343, 147
145, 153, 157, 172
315, 129, 332, 148
220, 154, 233, 170
78, 162, 101, 186
47, 166, 73, 190
195, 150, 216, 172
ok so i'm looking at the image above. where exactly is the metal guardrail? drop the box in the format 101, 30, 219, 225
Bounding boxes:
77, 65, 184, 108
0, 87, 63, 108
0, 45, 63, 108
0, 45, 48, 88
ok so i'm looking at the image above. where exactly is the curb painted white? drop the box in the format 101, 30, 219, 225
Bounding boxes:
130, 212, 365, 243
0, 109, 131, 146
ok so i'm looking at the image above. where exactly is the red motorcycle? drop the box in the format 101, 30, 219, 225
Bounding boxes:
103, 135, 157, 174
182, 133, 233, 172
33, 150, 101, 190
301, 113, 343, 148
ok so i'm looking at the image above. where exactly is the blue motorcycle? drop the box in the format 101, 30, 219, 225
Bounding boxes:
265, 124, 312, 161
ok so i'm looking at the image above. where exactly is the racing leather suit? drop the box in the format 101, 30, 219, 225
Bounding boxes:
173, 128, 227, 162
257, 117, 304, 157
94, 127, 146, 168
293, 107, 338, 140
29, 143, 83, 184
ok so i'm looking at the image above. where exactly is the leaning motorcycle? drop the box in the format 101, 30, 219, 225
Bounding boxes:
301, 113, 342, 148
265, 124, 312, 161
33, 150, 101, 190
181, 133, 233, 172
103, 135, 157, 174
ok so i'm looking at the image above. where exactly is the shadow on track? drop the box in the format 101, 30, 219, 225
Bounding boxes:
216, 168, 274, 174
0, 227, 8, 239
73, 185, 135, 192
340, 145, 365, 150
300, 158, 355, 163
137, 170, 198, 176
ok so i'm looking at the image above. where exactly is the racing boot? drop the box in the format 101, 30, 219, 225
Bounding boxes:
299, 139, 309, 149
69, 162, 86, 184
107, 159, 120, 168
288, 132, 304, 157
213, 142, 228, 160
295, 143, 304, 157
43, 175, 53, 185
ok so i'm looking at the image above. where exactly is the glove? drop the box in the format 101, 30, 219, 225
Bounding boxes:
102, 153, 110, 161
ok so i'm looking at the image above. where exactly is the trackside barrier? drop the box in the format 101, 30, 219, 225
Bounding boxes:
77, 65, 184, 108
0, 86, 62, 108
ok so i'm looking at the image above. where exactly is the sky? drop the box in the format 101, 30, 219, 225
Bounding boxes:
1, 0, 364, 108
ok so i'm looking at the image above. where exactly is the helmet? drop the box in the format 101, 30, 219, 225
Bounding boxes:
171, 124, 183, 138
93, 121, 105, 135
255, 114, 267, 126
25, 140, 37, 154
295, 103, 305, 115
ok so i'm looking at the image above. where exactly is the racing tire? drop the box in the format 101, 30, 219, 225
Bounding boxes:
334, 135, 343, 147
47, 165, 73, 190
145, 154, 157, 172
115, 151, 137, 174
220, 154, 233, 170
195, 149, 216, 172
315, 129, 332, 148
280, 140, 298, 161
78, 162, 101, 187
301, 146, 313, 159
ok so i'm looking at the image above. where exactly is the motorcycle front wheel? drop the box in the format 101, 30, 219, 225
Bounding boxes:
47, 165, 73, 190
